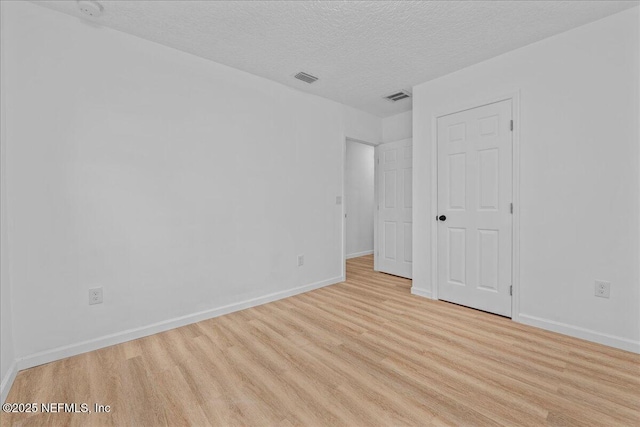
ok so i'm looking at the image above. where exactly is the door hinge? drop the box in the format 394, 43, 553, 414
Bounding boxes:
510, 285, 513, 296
377, 157, 380, 165
510, 203, 513, 214
510, 120, 514, 131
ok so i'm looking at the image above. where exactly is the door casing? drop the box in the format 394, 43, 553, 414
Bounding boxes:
342, 136, 377, 278
430, 92, 521, 321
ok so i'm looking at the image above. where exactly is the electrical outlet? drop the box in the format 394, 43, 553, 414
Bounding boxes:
594, 280, 610, 299
297, 255, 304, 267
89, 287, 103, 305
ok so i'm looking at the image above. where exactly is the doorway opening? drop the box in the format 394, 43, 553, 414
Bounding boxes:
343, 138, 376, 279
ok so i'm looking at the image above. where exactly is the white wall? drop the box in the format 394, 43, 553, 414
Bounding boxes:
343, 105, 382, 145
345, 141, 374, 258
382, 110, 412, 143
413, 7, 640, 352
1, 1, 380, 368
0, 1, 17, 403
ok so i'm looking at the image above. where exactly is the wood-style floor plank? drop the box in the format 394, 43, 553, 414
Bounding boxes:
2, 255, 639, 426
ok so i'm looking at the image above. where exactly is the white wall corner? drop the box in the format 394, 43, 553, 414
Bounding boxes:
382, 110, 413, 143
0, 0, 17, 407
343, 104, 383, 145
0, 360, 17, 404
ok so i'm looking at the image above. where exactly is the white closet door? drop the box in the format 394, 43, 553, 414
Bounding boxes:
376, 139, 412, 279
437, 100, 512, 317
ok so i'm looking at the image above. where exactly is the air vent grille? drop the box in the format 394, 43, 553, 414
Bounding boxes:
385, 91, 411, 102
294, 72, 319, 84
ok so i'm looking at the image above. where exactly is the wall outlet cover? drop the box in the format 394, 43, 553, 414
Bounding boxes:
594, 280, 610, 299
89, 287, 103, 305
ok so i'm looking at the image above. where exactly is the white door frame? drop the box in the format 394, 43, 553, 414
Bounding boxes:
430, 91, 521, 321
373, 143, 378, 271
342, 136, 377, 278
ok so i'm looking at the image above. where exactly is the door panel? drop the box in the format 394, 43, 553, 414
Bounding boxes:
448, 228, 466, 285
384, 221, 397, 260
384, 170, 396, 208
376, 138, 412, 278
437, 100, 512, 317
448, 153, 466, 209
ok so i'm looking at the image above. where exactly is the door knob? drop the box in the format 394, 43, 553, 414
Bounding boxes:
438, 215, 447, 221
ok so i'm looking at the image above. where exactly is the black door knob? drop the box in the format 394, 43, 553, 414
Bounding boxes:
438, 215, 447, 221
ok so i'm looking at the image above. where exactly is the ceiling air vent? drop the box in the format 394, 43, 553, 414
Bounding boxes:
385, 90, 411, 102
294, 72, 319, 84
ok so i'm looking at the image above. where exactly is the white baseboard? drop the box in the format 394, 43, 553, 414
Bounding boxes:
411, 286, 433, 299
518, 313, 640, 354
346, 250, 374, 259
16, 275, 344, 372
1, 360, 18, 404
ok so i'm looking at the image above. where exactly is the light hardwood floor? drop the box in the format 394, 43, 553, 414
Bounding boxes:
3, 255, 639, 426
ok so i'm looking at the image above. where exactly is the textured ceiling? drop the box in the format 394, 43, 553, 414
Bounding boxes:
32, 0, 638, 117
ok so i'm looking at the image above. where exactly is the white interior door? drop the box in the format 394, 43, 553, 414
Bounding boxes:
376, 139, 412, 279
437, 100, 512, 317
